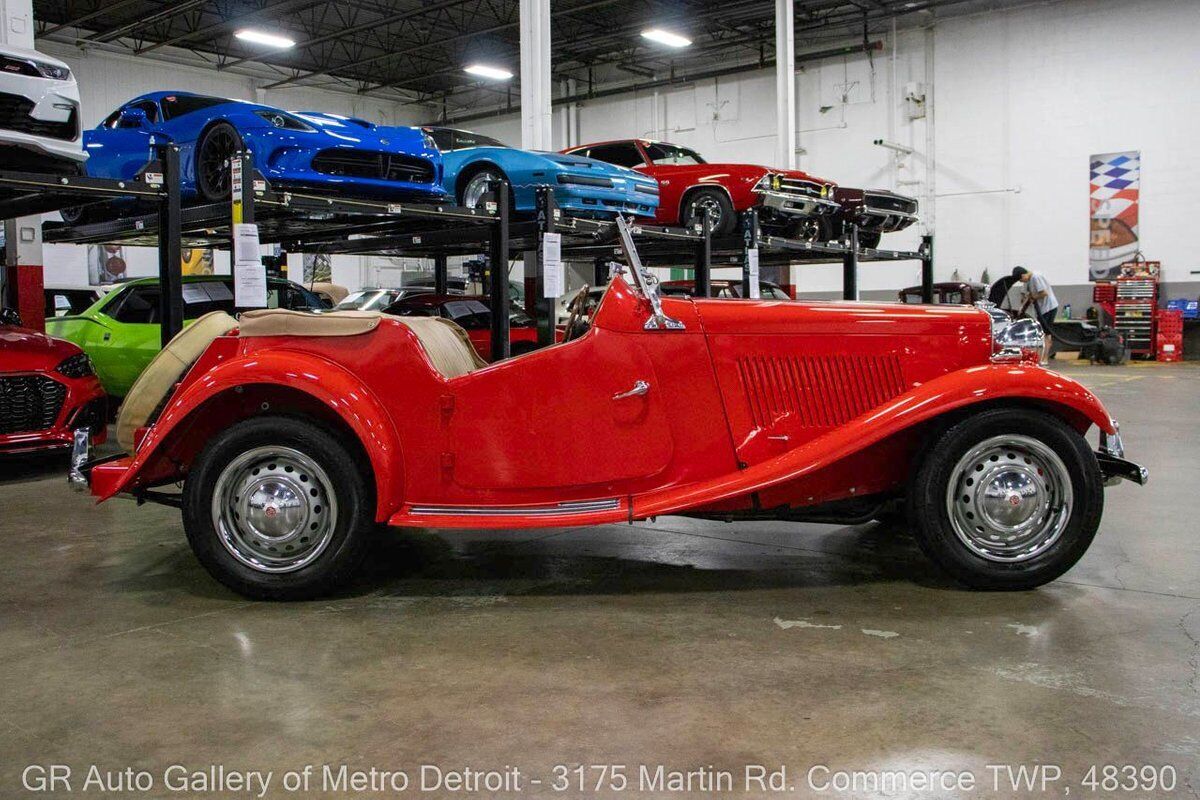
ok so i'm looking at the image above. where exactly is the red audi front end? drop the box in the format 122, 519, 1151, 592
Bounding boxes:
1, 317, 106, 455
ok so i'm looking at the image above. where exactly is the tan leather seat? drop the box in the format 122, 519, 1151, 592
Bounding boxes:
115, 310, 238, 452
397, 317, 486, 378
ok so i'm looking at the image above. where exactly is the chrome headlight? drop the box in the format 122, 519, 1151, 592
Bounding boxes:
56, 352, 94, 379
253, 110, 315, 132
977, 301, 1044, 363
30, 58, 71, 81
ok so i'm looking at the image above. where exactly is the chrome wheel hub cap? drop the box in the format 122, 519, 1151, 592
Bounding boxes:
463, 172, 498, 208
946, 434, 1072, 562
211, 446, 338, 573
691, 197, 723, 229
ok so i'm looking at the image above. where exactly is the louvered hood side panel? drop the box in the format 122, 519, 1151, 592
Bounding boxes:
736, 353, 907, 430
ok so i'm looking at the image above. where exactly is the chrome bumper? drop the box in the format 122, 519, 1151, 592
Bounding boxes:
1097, 420, 1148, 486
68, 427, 90, 491
757, 191, 839, 218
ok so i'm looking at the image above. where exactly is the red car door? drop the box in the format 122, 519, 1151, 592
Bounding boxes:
445, 329, 673, 490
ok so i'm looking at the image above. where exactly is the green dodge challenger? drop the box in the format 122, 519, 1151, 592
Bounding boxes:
46, 275, 325, 399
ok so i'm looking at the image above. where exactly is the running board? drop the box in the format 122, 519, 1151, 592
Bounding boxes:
389, 497, 628, 529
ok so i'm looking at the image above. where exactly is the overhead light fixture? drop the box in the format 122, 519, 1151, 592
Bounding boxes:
464, 64, 513, 81
641, 28, 691, 48
235, 29, 296, 48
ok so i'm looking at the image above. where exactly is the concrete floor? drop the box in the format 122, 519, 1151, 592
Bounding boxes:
1, 360, 1197, 799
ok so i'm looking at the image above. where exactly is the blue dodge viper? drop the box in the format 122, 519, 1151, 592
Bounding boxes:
419, 127, 658, 218
79, 91, 445, 204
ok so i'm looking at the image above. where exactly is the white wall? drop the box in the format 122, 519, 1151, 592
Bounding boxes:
37, 41, 427, 289
465, 0, 1200, 303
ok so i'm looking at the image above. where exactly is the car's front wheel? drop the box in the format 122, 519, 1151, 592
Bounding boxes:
682, 187, 736, 237
195, 121, 244, 202
183, 416, 374, 599
907, 408, 1103, 590
458, 168, 504, 209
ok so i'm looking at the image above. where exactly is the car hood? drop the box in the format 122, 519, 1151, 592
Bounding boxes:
649, 162, 834, 186
536, 152, 654, 181
307, 120, 432, 154
0, 325, 81, 372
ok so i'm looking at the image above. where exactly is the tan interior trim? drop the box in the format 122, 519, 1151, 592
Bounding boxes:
238, 308, 382, 337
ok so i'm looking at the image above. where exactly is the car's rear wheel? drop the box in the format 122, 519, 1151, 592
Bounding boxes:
183, 416, 374, 600
856, 230, 882, 249
682, 187, 735, 237
907, 408, 1103, 590
196, 122, 243, 203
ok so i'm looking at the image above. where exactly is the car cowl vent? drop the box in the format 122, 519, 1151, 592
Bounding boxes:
736, 354, 906, 429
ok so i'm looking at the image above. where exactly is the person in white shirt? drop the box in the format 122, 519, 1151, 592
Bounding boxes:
1012, 266, 1058, 364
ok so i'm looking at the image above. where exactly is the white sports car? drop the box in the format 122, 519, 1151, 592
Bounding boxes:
0, 44, 84, 175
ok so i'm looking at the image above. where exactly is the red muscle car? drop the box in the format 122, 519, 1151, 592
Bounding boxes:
380, 294, 544, 360
75, 228, 1145, 600
1, 308, 106, 455
564, 139, 839, 238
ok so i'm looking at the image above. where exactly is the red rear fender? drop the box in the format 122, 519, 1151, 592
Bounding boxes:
95, 351, 405, 521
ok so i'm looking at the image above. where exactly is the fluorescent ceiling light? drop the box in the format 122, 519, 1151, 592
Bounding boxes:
235, 29, 295, 48
641, 28, 691, 48
464, 64, 514, 81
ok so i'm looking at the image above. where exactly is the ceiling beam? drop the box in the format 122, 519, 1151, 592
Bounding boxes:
80, 0, 210, 44
219, 0, 474, 71
266, 0, 619, 91
135, 0, 325, 55
38, 0, 144, 38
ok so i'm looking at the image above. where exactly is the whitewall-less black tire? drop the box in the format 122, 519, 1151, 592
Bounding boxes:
907, 408, 1103, 590
183, 416, 374, 600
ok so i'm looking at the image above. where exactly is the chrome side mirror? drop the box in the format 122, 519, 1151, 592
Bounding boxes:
614, 216, 685, 331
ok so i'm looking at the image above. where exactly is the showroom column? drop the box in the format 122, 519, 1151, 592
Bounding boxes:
519, 0, 552, 151
0, 0, 44, 331
775, 0, 796, 170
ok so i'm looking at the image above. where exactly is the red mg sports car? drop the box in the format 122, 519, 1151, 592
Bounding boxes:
1, 309, 106, 455
75, 227, 1145, 599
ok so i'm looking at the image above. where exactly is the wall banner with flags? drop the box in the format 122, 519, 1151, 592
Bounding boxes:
1089, 151, 1140, 281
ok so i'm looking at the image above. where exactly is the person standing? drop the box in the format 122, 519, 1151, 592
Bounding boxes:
987, 273, 1018, 312
1013, 266, 1058, 364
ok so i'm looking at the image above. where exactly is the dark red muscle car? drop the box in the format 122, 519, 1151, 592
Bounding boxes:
381, 294, 543, 360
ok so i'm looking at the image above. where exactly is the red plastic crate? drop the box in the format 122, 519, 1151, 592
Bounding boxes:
1157, 309, 1183, 334
1157, 332, 1183, 362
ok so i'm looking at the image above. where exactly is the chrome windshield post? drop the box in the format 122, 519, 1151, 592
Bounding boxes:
614, 215, 685, 331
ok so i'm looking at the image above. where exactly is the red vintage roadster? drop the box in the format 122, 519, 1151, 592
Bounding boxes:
75, 229, 1145, 599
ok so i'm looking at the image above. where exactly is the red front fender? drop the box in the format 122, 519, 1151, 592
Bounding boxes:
635, 363, 1114, 518
92, 350, 405, 521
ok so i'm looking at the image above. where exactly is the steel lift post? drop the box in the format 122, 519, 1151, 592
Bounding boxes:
488, 179, 511, 360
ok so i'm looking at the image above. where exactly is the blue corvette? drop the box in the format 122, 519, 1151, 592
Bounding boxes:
77, 91, 444, 205
419, 126, 658, 218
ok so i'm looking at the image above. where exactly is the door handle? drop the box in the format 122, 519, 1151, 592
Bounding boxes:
612, 380, 650, 400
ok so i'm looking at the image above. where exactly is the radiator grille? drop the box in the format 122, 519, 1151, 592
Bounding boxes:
311, 149, 435, 183
0, 92, 77, 141
864, 192, 918, 215
737, 354, 906, 429
0, 375, 67, 434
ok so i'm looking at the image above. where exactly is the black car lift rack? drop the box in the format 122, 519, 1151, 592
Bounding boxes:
2, 149, 934, 361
